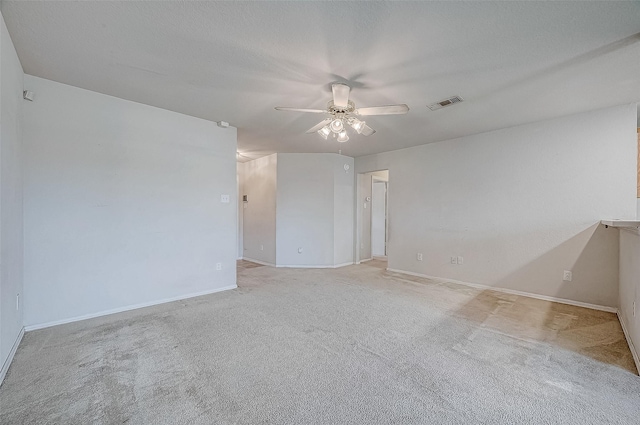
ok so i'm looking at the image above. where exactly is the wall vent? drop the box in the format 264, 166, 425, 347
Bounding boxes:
427, 96, 464, 111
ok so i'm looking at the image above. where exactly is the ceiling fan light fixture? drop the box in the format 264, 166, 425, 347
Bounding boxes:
275, 82, 407, 142
350, 118, 366, 134
337, 130, 349, 143
330, 118, 344, 133
317, 126, 330, 139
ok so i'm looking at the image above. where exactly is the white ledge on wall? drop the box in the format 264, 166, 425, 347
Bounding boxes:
600, 220, 640, 229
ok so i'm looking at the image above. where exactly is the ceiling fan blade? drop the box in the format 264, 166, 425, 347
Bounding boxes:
332, 83, 351, 108
305, 118, 332, 134
275, 107, 326, 113
356, 104, 409, 116
361, 124, 376, 136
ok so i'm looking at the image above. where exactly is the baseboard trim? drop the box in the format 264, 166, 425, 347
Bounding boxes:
360, 258, 373, 263
386, 268, 617, 313
617, 310, 640, 375
242, 257, 275, 267
24, 285, 237, 332
276, 262, 354, 269
0, 327, 24, 387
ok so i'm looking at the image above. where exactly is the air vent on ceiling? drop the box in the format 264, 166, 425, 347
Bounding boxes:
427, 95, 464, 111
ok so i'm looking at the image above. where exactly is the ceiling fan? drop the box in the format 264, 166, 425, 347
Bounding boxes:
275, 83, 409, 142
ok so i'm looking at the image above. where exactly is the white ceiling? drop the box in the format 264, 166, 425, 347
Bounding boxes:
3, 1, 640, 160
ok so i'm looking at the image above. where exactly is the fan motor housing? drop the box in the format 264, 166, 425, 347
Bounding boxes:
327, 100, 355, 115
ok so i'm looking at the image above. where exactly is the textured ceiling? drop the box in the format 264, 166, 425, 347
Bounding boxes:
2, 1, 640, 160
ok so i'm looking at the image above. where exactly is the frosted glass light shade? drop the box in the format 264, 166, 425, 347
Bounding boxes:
337, 130, 349, 143
317, 126, 330, 139
330, 119, 344, 133
350, 119, 365, 134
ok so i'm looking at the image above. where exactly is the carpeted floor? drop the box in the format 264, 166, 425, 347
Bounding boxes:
1, 263, 639, 424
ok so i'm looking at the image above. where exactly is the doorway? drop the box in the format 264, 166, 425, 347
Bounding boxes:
357, 170, 389, 267
371, 179, 387, 257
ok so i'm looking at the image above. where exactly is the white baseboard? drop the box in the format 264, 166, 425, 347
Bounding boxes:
276, 262, 354, 269
386, 268, 617, 313
360, 258, 373, 263
242, 257, 275, 267
245, 257, 354, 269
617, 310, 640, 375
24, 285, 237, 332
0, 327, 24, 387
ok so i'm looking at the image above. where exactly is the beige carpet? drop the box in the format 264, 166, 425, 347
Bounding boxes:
1, 263, 639, 424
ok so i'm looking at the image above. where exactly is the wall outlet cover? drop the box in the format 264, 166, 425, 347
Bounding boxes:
563, 270, 572, 281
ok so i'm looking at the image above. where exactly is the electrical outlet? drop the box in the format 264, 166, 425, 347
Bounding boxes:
260, 245, 264, 251
16, 294, 19, 311
457, 256, 464, 265
216, 263, 222, 271
451, 256, 457, 265
298, 247, 303, 254
417, 253, 423, 261
220, 194, 230, 203
634, 301, 636, 317
563, 270, 572, 281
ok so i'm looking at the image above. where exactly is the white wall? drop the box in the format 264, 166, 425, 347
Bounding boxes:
276, 154, 335, 267
275, 153, 354, 267
242, 154, 277, 265
333, 155, 355, 266
0, 10, 24, 380
356, 104, 637, 308
242, 153, 354, 268
22, 76, 238, 328
619, 228, 640, 370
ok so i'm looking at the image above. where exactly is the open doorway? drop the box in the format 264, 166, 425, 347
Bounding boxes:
357, 170, 389, 269
371, 178, 387, 257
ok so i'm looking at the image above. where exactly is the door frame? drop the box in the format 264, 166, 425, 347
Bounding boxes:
355, 169, 389, 264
